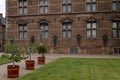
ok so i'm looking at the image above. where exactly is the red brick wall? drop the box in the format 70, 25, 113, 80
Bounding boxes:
7, 0, 120, 54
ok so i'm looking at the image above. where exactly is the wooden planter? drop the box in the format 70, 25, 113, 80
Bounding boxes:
7, 65, 19, 78
26, 60, 35, 70
38, 57, 45, 65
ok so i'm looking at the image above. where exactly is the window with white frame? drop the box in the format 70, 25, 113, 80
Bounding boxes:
39, 0, 48, 14
39, 23, 48, 38
112, 0, 120, 11
86, 0, 96, 12
62, 0, 72, 13
112, 20, 120, 38
86, 19, 97, 38
18, 0, 27, 14
18, 23, 27, 39
62, 22, 72, 38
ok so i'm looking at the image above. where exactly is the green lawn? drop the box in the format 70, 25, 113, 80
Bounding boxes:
0, 57, 11, 65
17, 58, 120, 80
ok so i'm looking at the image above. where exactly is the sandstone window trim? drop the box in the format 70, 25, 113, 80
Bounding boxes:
18, 23, 27, 39
18, 0, 28, 15
112, 0, 120, 11
62, 0, 72, 13
39, 0, 48, 14
86, 0, 96, 12
86, 18, 97, 38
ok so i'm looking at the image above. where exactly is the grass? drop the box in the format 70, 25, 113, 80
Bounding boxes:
17, 58, 120, 80
0, 57, 11, 65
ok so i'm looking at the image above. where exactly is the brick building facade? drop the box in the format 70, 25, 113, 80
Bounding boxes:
7, 0, 120, 54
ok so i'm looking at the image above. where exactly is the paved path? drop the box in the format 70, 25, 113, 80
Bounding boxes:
0, 53, 120, 80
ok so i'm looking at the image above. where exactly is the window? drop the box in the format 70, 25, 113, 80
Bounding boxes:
39, 23, 48, 38
86, 19, 97, 38
18, 0, 27, 14
113, 48, 120, 54
86, 0, 96, 12
112, 20, 120, 38
62, 0, 72, 13
18, 24, 27, 39
39, 0, 48, 14
112, 0, 120, 10
62, 22, 72, 38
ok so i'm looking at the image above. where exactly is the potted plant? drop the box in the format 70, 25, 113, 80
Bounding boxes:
4, 44, 26, 78
25, 44, 35, 70
37, 45, 47, 65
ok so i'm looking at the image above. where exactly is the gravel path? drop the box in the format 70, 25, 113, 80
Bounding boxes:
0, 53, 120, 80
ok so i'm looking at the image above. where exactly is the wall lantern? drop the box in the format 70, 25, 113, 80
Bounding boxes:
76, 34, 81, 46
53, 35, 58, 48
102, 34, 108, 47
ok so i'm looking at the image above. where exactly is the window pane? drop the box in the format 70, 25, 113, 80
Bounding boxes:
68, 24, 72, 29
45, 25, 48, 30
19, 8, 23, 14
87, 30, 91, 38
40, 0, 43, 5
87, 23, 91, 29
45, 31, 48, 38
68, 0, 72, 4
113, 30, 117, 37
63, 24, 66, 30
24, 26, 27, 30
40, 6, 44, 13
68, 31, 72, 38
40, 25, 44, 30
45, 6, 48, 13
112, 3, 117, 10
19, 26, 23, 30
63, 0, 66, 4
23, 7, 27, 14
45, 0, 48, 5
86, 4, 91, 12
68, 4, 72, 12
112, 22, 117, 28
24, 32, 27, 39
63, 31, 66, 38
92, 23, 96, 29
86, 0, 90, 3
92, 30, 96, 38
63, 5, 66, 13
92, 4, 96, 11
19, 32, 23, 39
23, 0, 27, 6
19, 0, 22, 6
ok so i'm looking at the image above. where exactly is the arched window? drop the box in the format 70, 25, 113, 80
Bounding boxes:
86, 18, 97, 38
62, 19, 72, 38
18, 23, 27, 39
112, 18, 120, 38
39, 22, 48, 39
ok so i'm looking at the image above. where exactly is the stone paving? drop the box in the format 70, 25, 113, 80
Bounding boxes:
0, 53, 120, 80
